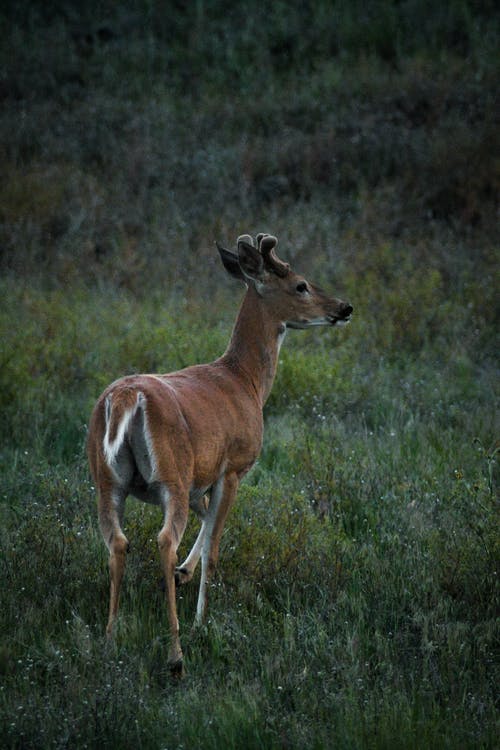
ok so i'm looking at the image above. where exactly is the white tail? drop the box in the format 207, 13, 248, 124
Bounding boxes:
102, 391, 142, 468
87, 232, 353, 676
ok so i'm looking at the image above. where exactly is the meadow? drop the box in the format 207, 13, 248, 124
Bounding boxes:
0, 2, 498, 748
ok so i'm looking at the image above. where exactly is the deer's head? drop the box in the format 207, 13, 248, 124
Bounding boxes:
217, 233, 353, 330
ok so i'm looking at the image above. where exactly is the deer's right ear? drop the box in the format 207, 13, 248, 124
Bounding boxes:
216, 241, 245, 281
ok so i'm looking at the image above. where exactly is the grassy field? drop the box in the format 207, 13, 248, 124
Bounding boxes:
0, 2, 498, 748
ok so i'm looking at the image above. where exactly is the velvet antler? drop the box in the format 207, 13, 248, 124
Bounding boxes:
257, 233, 289, 277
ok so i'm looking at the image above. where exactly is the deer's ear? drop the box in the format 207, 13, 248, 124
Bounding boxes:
216, 242, 245, 281
237, 238, 264, 280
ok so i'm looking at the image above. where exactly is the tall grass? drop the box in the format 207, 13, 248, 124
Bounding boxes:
0, 273, 497, 747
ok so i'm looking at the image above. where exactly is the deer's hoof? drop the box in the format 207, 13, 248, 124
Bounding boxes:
168, 657, 185, 679
174, 566, 191, 587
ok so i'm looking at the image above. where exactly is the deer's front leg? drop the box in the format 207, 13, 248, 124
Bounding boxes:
195, 472, 239, 625
175, 523, 206, 586
175, 494, 209, 586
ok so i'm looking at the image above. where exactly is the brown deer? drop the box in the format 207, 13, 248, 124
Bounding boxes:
87, 233, 352, 675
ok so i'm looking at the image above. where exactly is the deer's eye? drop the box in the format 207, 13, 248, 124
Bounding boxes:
296, 282, 308, 294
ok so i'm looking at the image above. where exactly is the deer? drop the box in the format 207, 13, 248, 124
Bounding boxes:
87, 232, 353, 676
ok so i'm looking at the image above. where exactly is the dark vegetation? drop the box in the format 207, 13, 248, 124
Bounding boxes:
0, 2, 498, 747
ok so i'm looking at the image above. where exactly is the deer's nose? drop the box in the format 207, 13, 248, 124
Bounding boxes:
340, 303, 353, 319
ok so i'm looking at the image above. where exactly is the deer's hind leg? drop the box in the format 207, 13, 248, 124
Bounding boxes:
157, 484, 189, 676
97, 481, 129, 637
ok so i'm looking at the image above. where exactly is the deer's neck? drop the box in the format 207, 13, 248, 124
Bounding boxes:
221, 285, 285, 406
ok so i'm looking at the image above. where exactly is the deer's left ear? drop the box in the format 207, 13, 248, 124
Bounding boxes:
237, 237, 264, 281
216, 241, 245, 281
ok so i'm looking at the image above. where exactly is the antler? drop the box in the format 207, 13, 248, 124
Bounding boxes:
236, 234, 255, 248
256, 233, 290, 278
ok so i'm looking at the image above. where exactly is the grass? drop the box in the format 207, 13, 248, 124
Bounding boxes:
0, 280, 497, 748
0, 1, 498, 747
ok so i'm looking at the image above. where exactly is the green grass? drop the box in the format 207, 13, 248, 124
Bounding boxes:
0, 281, 497, 748
0, 1, 498, 747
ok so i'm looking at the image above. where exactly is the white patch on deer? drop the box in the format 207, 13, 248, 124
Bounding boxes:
137, 393, 158, 482
277, 323, 287, 353
103, 394, 140, 467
